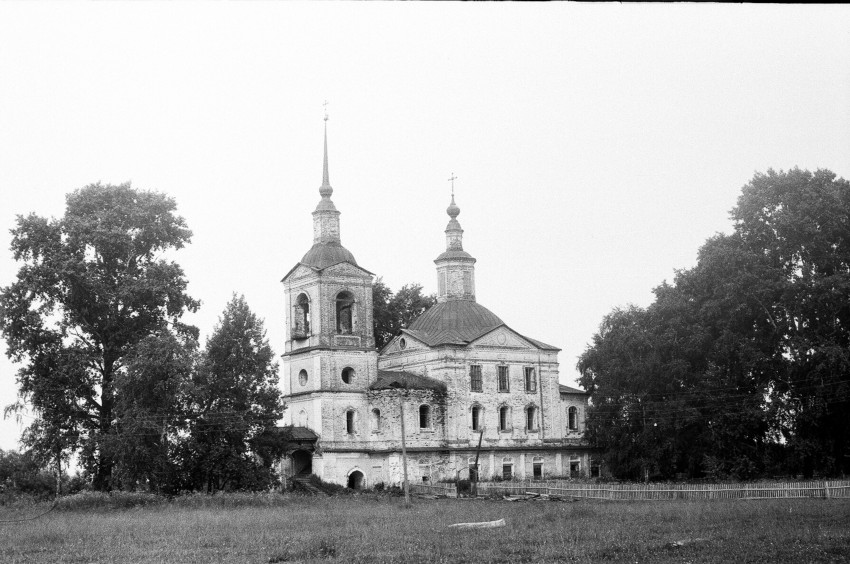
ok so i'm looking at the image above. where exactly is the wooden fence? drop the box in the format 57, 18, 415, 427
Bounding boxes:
473, 480, 850, 501
410, 482, 458, 498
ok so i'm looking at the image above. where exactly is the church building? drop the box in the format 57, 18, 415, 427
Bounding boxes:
278, 119, 591, 488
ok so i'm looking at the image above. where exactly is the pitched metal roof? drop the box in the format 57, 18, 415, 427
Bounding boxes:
370, 370, 447, 392
406, 300, 503, 344
559, 384, 588, 395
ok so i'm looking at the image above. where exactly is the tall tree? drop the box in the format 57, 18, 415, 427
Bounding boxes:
0, 183, 198, 490
372, 278, 436, 349
182, 295, 285, 492
580, 168, 850, 479
732, 168, 850, 475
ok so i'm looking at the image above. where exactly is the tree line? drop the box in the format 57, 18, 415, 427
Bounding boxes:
0, 182, 434, 494
579, 168, 850, 480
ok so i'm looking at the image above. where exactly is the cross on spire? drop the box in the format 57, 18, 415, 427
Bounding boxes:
323, 100, 329, 122
448, 173, 457, 197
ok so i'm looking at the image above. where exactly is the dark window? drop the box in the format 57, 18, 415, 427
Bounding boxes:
342, 367, 354, 384
499, 406, 510, 431
498, 366, 509, 392
336, 291, 354, 334
533, 462, 543, 480
570, 460, 580, 476
526, 406, 537, 431
293, 293, 310, 337
524, 367, 536, 392
568, 406, 578, 431
419, 405, 430, 429
372, 409, 381, 432
346, 410, 355, 434
470, 365, 482, 392
502, 464, 513, 480
471, 406, 482, 431
299, 369, 308, 386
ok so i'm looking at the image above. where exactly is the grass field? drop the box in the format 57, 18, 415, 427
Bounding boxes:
0, 493, 848, 563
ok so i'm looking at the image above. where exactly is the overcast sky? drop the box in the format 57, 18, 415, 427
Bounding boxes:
1, 3, 849, 452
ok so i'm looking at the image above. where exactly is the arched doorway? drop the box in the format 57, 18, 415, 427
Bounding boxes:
292, 450, 312, 476
347, 470, 364, 490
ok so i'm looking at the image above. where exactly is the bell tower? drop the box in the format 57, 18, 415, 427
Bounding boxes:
280, 112, 377, 433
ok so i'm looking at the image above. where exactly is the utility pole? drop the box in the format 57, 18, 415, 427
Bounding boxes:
399, 390, 410, 506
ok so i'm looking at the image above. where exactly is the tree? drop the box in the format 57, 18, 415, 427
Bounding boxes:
182, 295, 285, 492
372, 278, 436, 349
107, 331, 196, 493
0, 183, 199, 490
732, 168, 850, 475
580, 168, 850, 479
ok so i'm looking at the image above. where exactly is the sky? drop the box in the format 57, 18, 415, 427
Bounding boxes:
1, 3, 849, 452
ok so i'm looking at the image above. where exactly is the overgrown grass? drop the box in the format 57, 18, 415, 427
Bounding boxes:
0, 494, 848, 563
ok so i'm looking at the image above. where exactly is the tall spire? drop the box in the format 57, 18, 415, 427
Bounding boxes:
312, 105, 341, 244
320, 101, 332, 199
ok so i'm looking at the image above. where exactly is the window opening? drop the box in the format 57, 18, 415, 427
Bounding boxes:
341, 367, 355, 384
299, 369, 308, 386
346, 410, 355, 434
336, 291, 355, 334
533, 462, 543, 480
419, 405, 431, 429
469, 365, 482, 392
293, 293, 310, 337
568, 406, 578, 431
502, 464, 513, 481
372, 409, 381, 432
570, 458, 581, 476
526, 406, 537, 431
524, 367, 536, 392
498, 365, 509, 392
498, 406, 510, 431
471, 405, 482, 431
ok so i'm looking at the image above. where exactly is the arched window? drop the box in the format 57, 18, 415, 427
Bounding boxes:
346, 409, 356, 434
498, 405, 511, 432
372, 408, 381, 432
298, 369, 308, 386
526, 405, 537, 431
419, 405, 431, 429
336, 291, 355, 334
471, 405, 483, 431
293, 293, 310, 337
568, 406, 578, 431
341, 367, 355, 384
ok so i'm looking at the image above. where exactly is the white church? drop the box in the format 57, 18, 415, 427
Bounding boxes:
278, 119, 592, 488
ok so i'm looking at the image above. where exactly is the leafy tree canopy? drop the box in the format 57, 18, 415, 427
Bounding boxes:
0, 182, 199, 490
181, 294, 285, 492
372, 278, 436, 349
580, 168, 850, 479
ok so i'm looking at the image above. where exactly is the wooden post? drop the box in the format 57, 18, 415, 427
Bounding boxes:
399, 391, 410, 506
472, 429, 484, 497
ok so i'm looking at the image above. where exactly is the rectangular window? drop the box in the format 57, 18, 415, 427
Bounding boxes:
502, 464, 513, 481
471, 406, 481, 431
470, 365, 482, 392
498, 365, 509, 392
524, 367, 536, 392
570, 459, 580, 477
346, 411, 355, 434
533, 462, 543, 480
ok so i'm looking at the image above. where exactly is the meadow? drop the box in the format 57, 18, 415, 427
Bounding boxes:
0, 492, 848, 563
